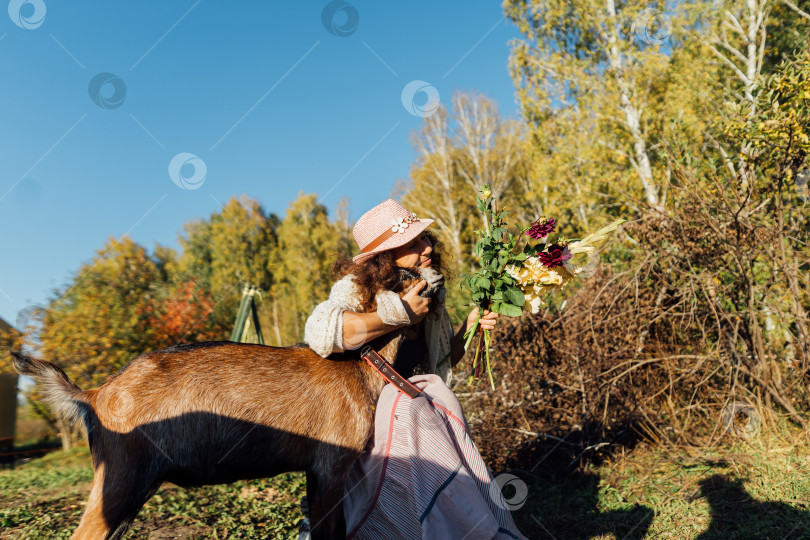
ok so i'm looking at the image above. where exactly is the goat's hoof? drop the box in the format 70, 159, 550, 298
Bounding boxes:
298, 517, 311, 539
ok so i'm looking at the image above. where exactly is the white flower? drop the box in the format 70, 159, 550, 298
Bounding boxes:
507, 256, 579, 314
391, 217, 410, 233
505, 264, 523, 283
508, 257, 567, 286
391, 213, 419, 233
525, 292, 544, 314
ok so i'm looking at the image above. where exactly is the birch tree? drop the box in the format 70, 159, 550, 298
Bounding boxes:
453, 92, 526, 206
402, 93, 527, 272
504, 0, 701, 212
707, 0, 810, 185
708, 0, 770, 110
403, 107, 467, 269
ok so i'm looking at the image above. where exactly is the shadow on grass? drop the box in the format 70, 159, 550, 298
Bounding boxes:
695, 475, 810, 540
490, 418, 653, 539
508, 469, 652, 540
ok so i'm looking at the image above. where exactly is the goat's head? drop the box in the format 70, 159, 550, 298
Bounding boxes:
394, 266, 446, 311
356, 267, 447, 368
327, 267, 448, 390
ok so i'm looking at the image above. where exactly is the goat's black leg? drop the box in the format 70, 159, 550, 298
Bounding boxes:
72, 458, 161, 540
306, 468, 347, 540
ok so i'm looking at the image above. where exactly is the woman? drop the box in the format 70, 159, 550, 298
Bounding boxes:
304, 199, 526, 539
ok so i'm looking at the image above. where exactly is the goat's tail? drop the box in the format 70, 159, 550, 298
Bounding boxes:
11, 351, 90, 424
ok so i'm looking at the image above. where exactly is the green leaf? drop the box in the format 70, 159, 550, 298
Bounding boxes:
505, 303, 524, 317
505, 287, 525, 307
495, 302, 523, 317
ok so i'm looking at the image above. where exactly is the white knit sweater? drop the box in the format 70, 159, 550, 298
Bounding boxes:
304, 271, 454, 384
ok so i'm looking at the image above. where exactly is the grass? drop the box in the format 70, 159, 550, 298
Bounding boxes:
0, 447, 306, 539
512, 424, 810, 539
1, 427, 809, 539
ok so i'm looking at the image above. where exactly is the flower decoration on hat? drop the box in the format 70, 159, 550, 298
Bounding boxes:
351, 201, 434, 264
391, 212, 418, 233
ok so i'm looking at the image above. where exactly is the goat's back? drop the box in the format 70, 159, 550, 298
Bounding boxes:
86, 342, 378, 483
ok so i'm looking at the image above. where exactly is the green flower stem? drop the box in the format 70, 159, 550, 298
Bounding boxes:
483, 201, 491, 237
510, 225, 532, 255
490, 199, 499, 238
475, 331, 484, 379
463, 312, 482, 352
484, 330, 494, 390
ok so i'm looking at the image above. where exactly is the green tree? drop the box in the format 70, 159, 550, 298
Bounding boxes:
171, 195, 278, 333
38, 236, 164, 387
503, 0, 736, 220
763, 0, 810, 72
272, 193, 353, 343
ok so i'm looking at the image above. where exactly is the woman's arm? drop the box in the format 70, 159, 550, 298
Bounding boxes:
450, 307, 499, 367
342, 311, 402, 349
342, 281, 432, 350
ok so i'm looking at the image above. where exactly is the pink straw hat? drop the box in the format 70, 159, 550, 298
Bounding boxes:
352, 199, 434, 264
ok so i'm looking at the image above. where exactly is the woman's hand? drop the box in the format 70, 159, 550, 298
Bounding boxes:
466, 307, 499, 331
401, 280, 430, 323
450, 307, 501, 367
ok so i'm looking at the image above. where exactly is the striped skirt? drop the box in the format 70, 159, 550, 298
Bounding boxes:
343, 374, 527, 539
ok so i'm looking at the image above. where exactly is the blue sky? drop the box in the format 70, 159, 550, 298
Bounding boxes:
0, 0, 522, 328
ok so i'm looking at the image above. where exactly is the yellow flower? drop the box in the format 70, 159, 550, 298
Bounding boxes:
505, 264, 524, 284
509, 256, 578, 288
507, 258, 574, 315
524, 288, 545, 314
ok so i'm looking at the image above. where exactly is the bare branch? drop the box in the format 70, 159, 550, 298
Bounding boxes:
780, 0, 810, 21
708, 44, 751, 87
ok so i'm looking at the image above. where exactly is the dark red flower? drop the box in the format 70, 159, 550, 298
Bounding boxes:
538, 243, 572, 268
526, 217, 556, 239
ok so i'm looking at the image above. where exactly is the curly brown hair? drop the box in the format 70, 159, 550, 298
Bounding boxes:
331, 230, 447, 313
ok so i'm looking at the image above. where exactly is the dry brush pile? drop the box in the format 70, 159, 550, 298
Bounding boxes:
463, 52, 810, 473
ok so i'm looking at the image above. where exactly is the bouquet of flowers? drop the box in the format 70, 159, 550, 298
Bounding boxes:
462, 185, 625, 388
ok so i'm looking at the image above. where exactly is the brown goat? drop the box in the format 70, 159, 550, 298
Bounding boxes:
12, 270, 440, 539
